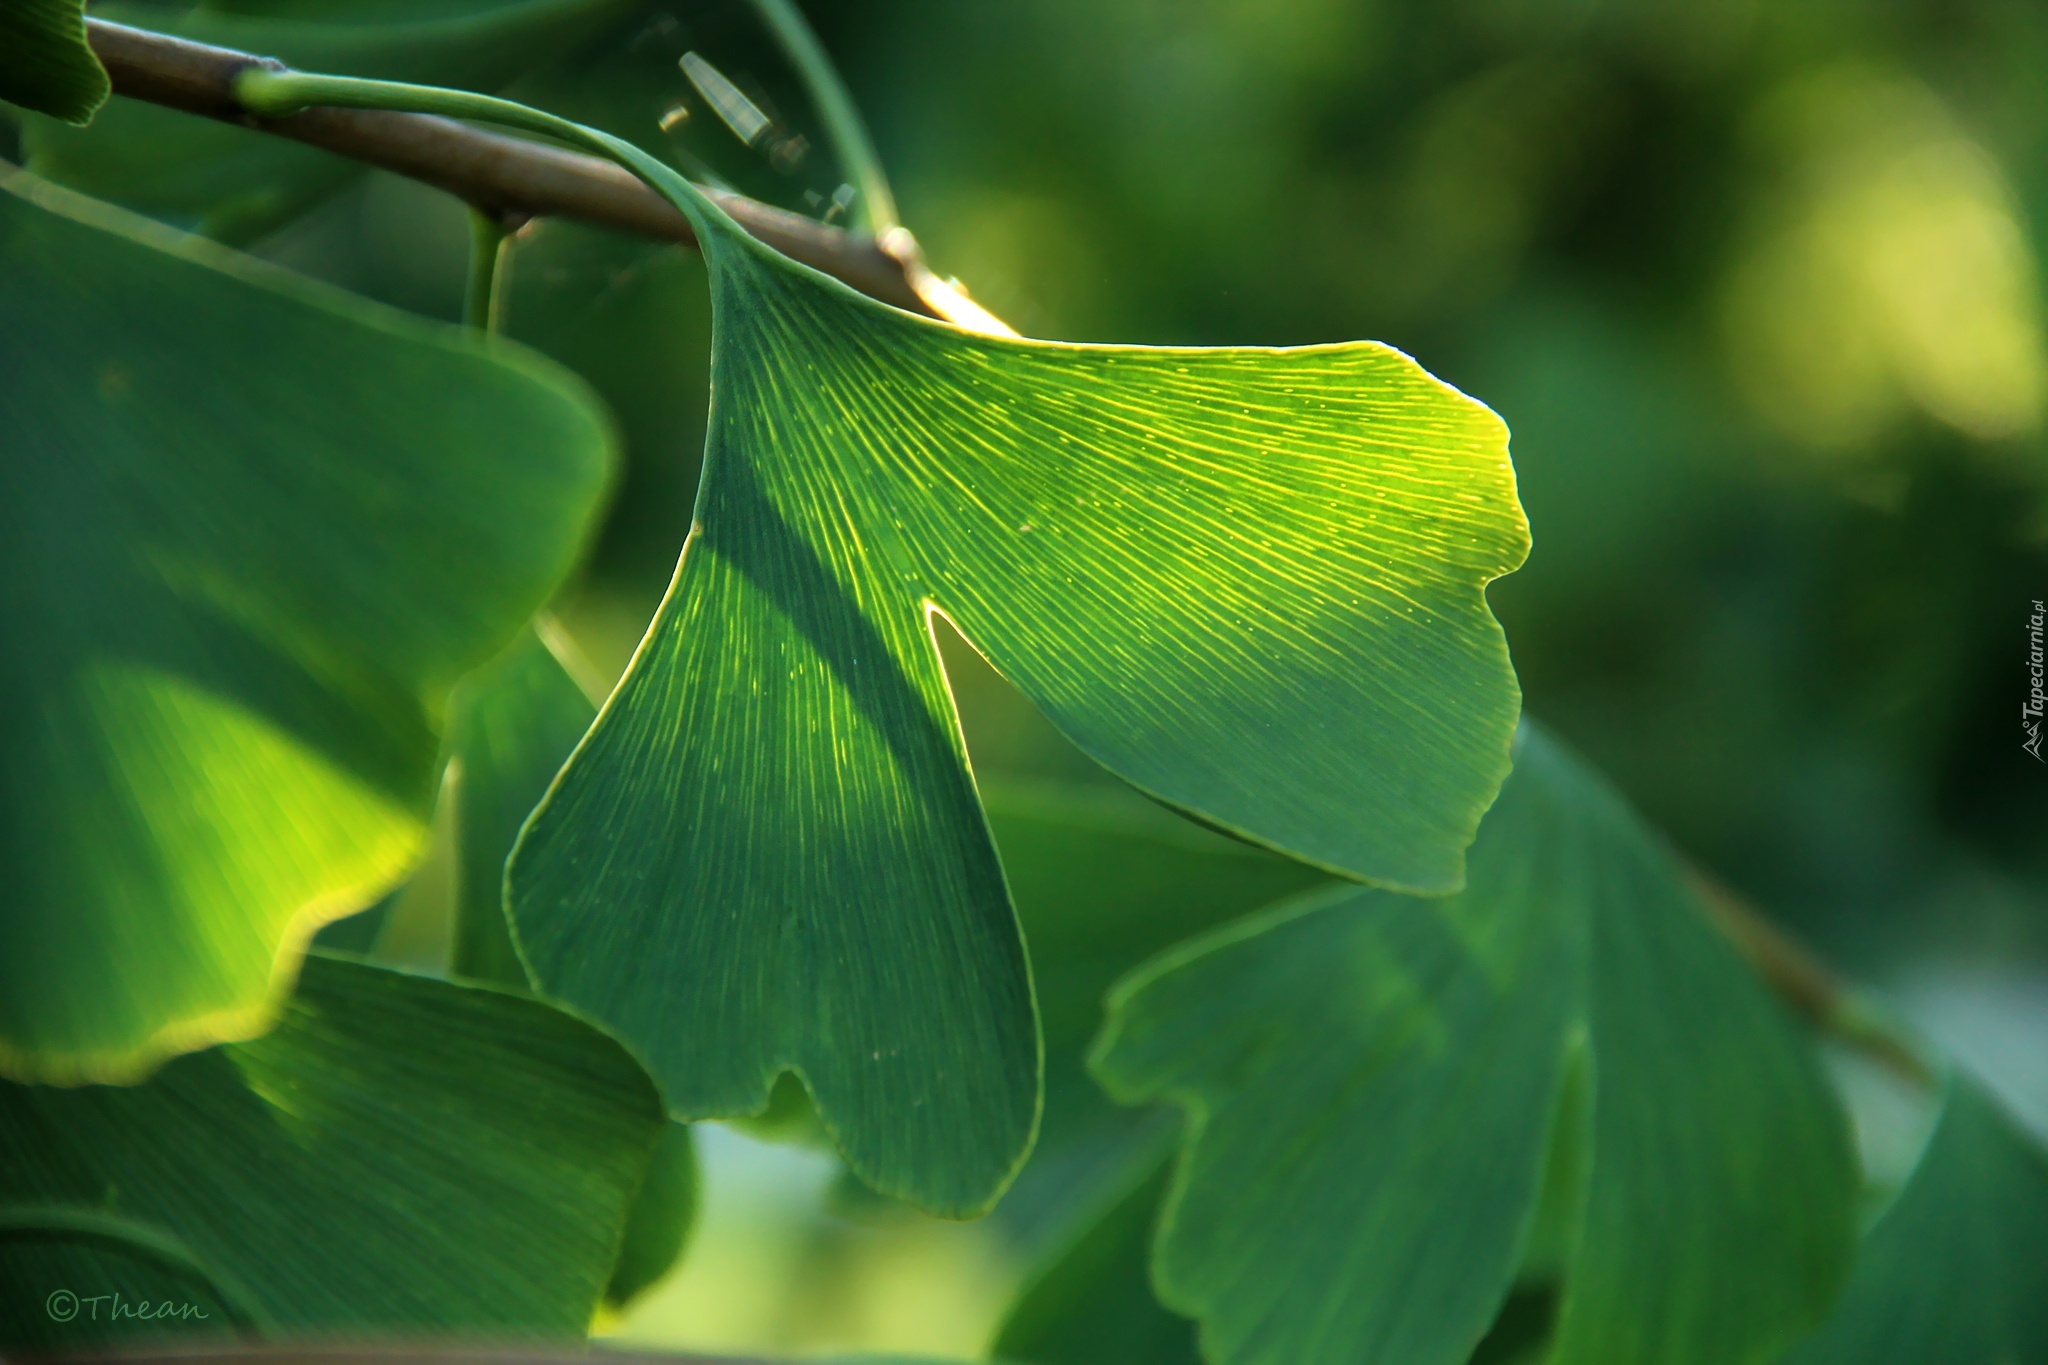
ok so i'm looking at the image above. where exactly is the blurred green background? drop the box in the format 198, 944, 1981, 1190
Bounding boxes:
14, 0, 2048, 1356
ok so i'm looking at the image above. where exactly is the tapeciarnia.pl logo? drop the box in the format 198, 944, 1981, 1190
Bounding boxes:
2027, 598, 2045, 762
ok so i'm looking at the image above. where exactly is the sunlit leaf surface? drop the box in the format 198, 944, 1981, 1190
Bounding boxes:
0, 954, 664, 1340
0, 174, 612, 1083
0, 0, 107, 124
1092, 725, 1857, 1365
26, 0, 637, 240
1784, 1076, 2048, 1365
509, 195, 1527, 1215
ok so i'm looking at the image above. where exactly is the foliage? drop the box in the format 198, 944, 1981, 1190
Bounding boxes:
508, 206, 1528, 1214
23, 0, 639, 241
2, 2, 2045, 1364
0, 174, 610, 1084
1086, 725, 1856, 1365
1784, 1077, 2048, 1364
0, 0, 107, 125
0, 953, 665, 1339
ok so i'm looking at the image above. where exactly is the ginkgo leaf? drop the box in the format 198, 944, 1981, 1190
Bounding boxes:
1783, 1076, 2048, 1365
26, 0, 637, 240
994, 1155, 1201, 1365
0, 953, 665, 1339
0, 1206, 249, 1349
435, 626, 696, 1311
1091, 725, 1858, 1365
981, 780, 1328, 1248
0, 172, 612, 1084
446, 622, 600, 987
604, 1119, 699, 1309
495, 136, 1528, 1217
0, 0, 108, 125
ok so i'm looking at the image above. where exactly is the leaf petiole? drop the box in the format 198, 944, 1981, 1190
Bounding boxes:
464, 207, 510, 334
231, 68, 731, 251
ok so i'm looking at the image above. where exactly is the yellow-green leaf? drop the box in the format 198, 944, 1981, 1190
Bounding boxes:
508, 183, 1528, 1216
0, 172, 613, 1083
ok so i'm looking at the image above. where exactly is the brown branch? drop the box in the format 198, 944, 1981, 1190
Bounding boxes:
30, 1347, 763, 1365
81, 18, 934, 317
1687, 868, 1937, 1089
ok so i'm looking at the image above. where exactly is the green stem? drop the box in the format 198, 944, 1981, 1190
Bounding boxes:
464, 207, 509, 333
234, 69, 727, 248
744, 0, 898, 235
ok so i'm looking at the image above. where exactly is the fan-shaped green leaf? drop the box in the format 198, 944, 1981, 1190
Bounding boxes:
26, 0, 636, 240
0, 173, 613, 1083
507, 182, 1527, 1215
0, 0, 108, 124
0, 953, 665, 1338
1091, 725, 1857, 1365
1783, 1076, 2048, 1365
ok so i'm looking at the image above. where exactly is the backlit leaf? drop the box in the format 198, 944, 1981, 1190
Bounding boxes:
0, 953, 665, 1339
0, 172, 612, 1083
1783, 1075, 2048, 1365
1091, 725, 1857, 1365
508, 178, 1528, 1216
0, 0, 108, 125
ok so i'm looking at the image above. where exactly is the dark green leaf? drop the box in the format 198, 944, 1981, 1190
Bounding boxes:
0, 1206, 248, 1349
509, 193, 1529, 1216
447, 621, 600, 987
0, 953, 664, 1338
438, 627, 692, 1311
983, 781, 1329, 1248
605, 1120, 699, 1310
0, 0, 108, 125
25, 0, 638, 240
994, 1156, 1200, 1365
0, 173, 613, 1083
1092, 725, 1858, 1365
1783, 1075, 2048, 1365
